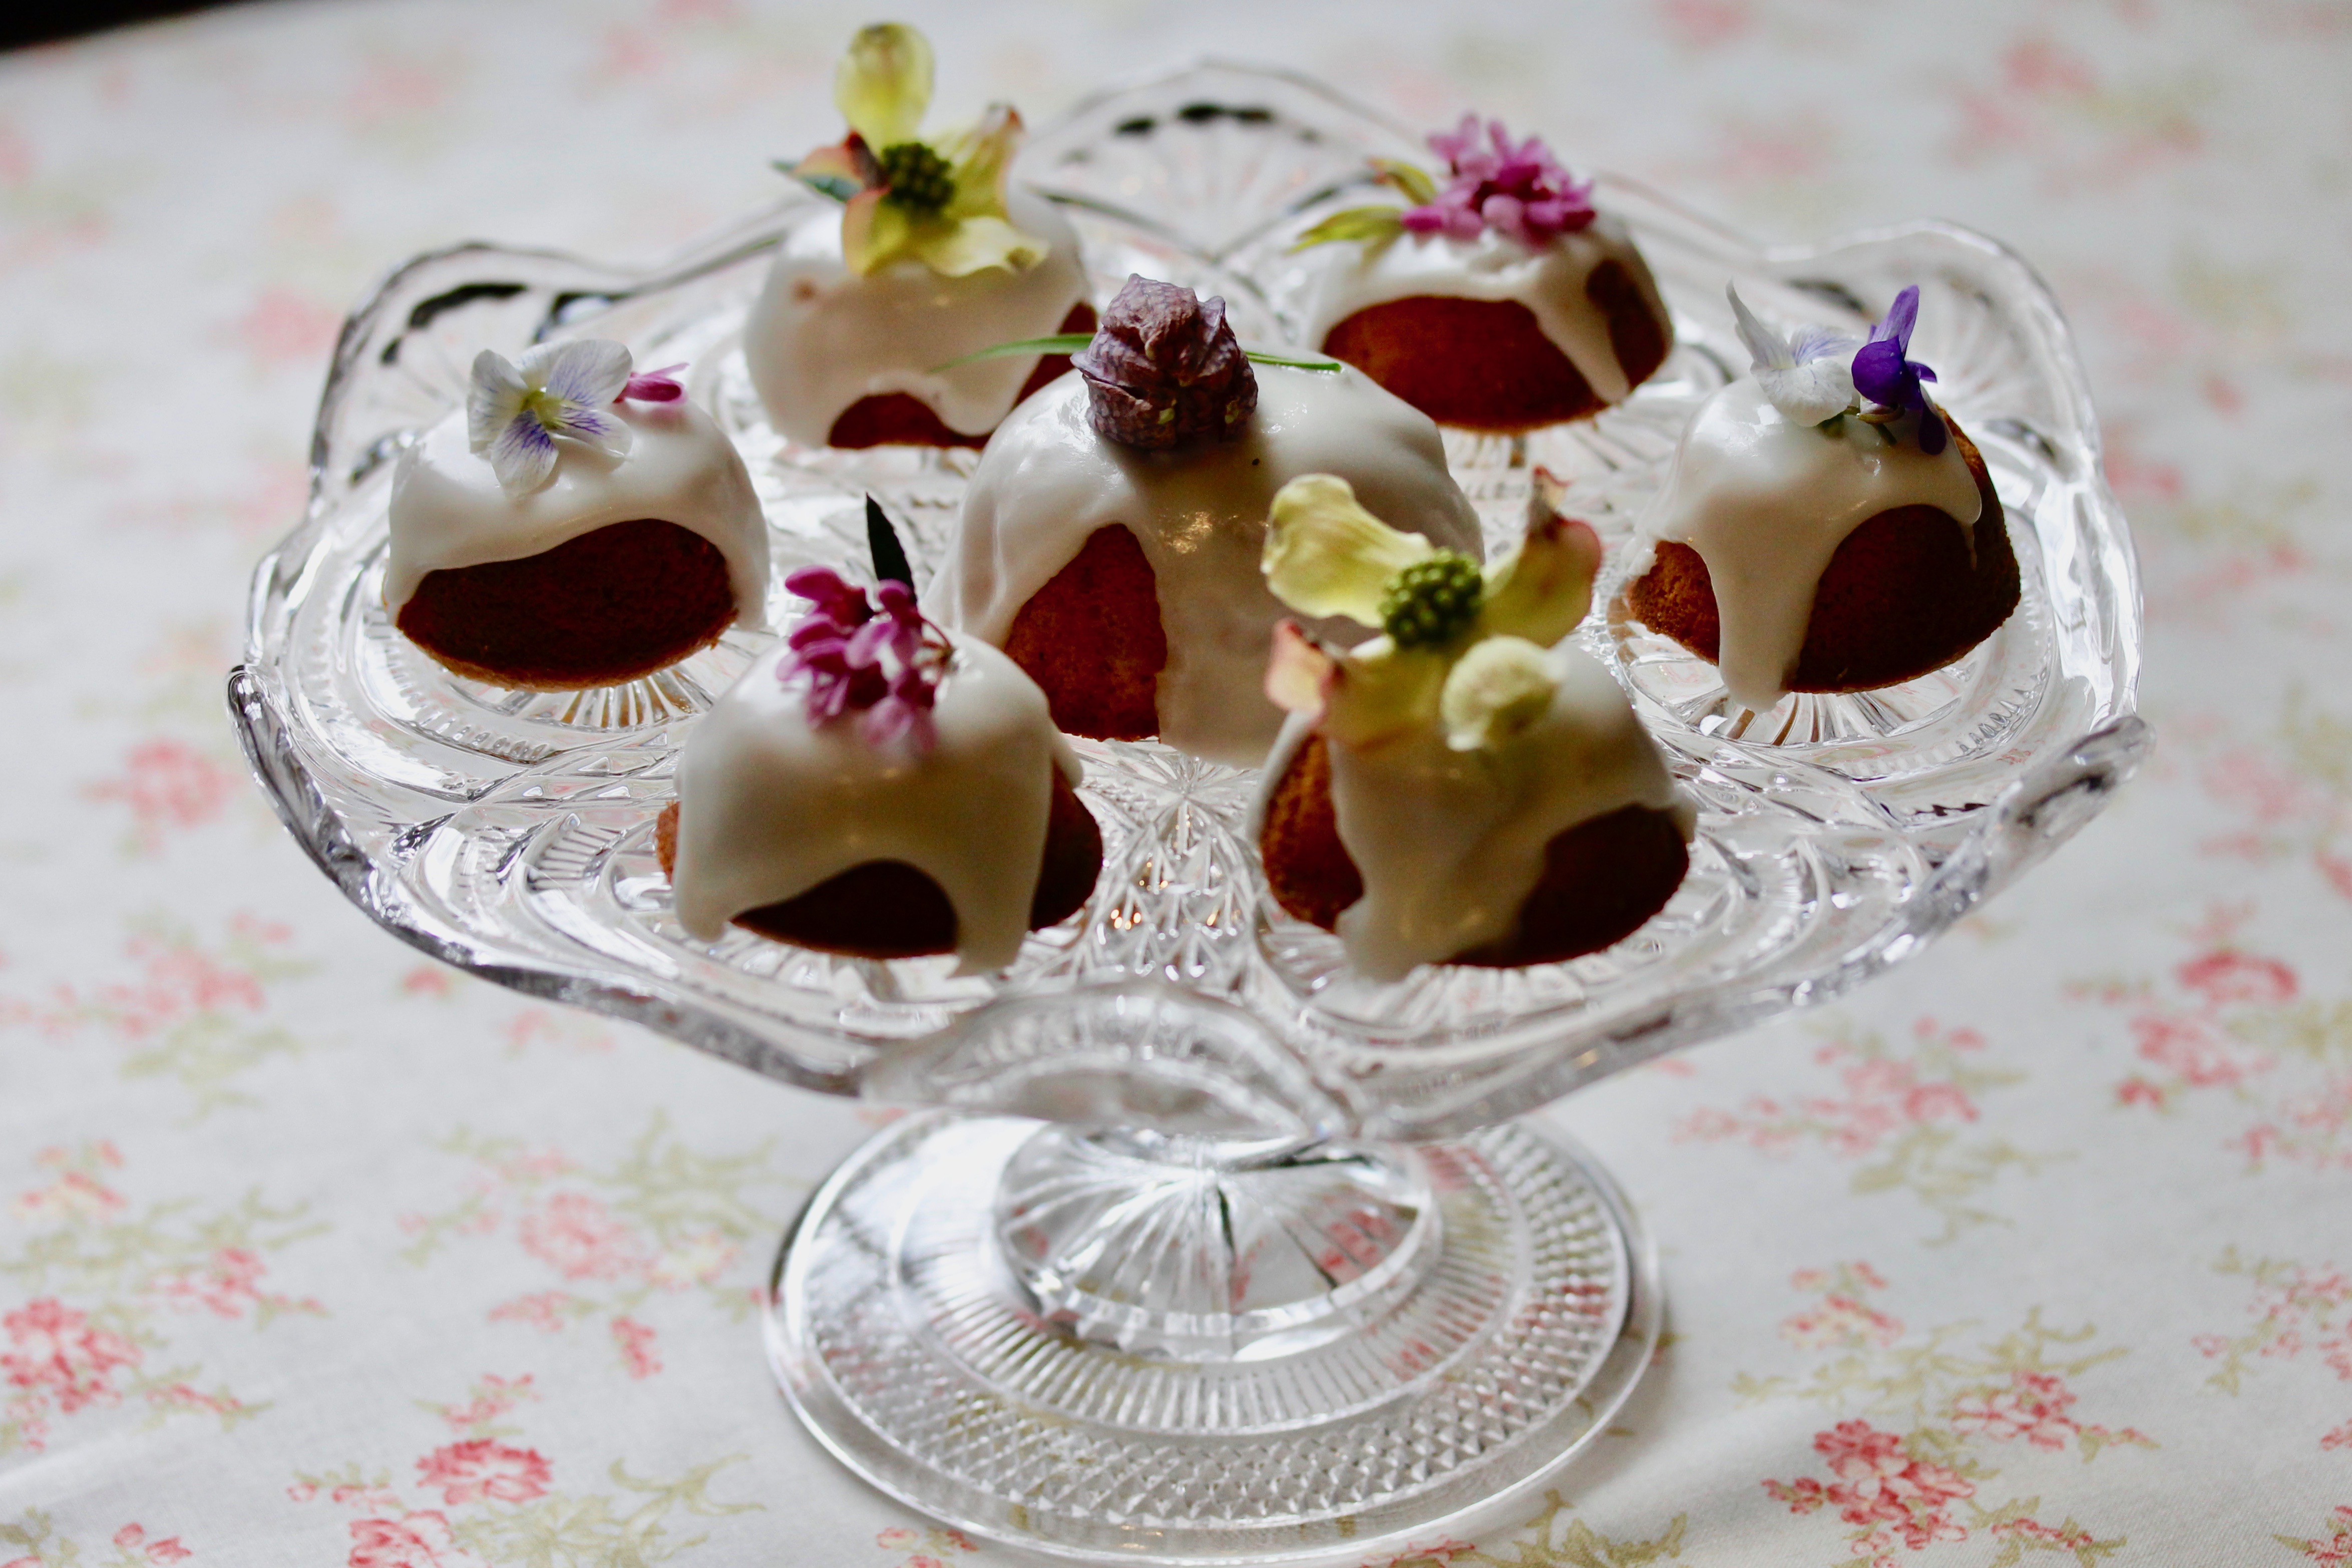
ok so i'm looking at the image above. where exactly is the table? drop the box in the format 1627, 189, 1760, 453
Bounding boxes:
1, 2, 2345, 1562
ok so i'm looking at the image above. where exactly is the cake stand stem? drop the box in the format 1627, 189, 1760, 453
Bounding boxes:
765, 1111, 1660, 1566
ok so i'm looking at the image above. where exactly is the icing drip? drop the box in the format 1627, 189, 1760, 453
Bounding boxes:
934, 365, 1483, 763
386, 396, 769, 625
743, 186, 1088, 446
1632, 378, 1986, 712
670, 634, 1080, 974
1299, 213, 1669, 406
1264, 645, 1691, 982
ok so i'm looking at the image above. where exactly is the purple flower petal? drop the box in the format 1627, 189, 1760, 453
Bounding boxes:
526, 339, 633, 408
486, 411, 558, 493
1867, 285, 1919, 351
1850, 338, 1907, 409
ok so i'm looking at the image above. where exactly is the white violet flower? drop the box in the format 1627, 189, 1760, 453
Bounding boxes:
1728, 284, 1859, 427
467, 339, 635, 495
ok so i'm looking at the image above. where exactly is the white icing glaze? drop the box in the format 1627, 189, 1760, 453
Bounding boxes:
1261, 644, 1691, 982
932, 365, 1484, 764
743, 186, 1089, 447
1630, 378, 1986, 712
670, 634, 1083, 974
1299, 213, 1670, 407
385, 396, 770, 626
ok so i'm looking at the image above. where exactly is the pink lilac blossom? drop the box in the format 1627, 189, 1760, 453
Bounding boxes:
1401, 115, 1596, 247
779, 567, 952, 751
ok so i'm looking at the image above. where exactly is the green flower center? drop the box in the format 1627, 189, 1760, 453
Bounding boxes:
877, 141, 955, 214
1379, 551, 1483, 648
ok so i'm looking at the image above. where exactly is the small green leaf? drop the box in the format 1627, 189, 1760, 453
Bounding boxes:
1291, 205, 1407, 252
1242, 350, 1343, 372
1370, 157, 1439, 205
927, 333, 1095, 372
776, 162, 859, 203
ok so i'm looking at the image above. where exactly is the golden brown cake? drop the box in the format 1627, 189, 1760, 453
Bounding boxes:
663, 569, 1101, 970
1253, 473, 1693, 979
1296, 116, 1673, 433
384, 344, 767, 691
745, 25, 1093, 451
933, 276, 1482, 763
1623, 284, 2019, 712
824, 303, 1097, 449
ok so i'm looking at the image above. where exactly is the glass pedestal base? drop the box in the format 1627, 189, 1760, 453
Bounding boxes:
764, 1113, 1659, 1566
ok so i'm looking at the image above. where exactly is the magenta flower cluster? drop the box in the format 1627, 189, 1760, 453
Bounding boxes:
1402, 116, 1596, 247
779, 567, 950, 750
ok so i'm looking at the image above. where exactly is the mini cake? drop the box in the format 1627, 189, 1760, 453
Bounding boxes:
660, 567, 1102, 969
932, 274, 1484, 763
1624, 285, 2019, 713
745, 24, 1093, 451
1254, 474, 1693, 979
387, 342, 769, 689
1293, 116, 1673, 433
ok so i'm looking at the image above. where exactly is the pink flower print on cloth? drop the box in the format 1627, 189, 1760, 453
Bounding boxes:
112, 1525, 192, 1564
1765, 1419, 1974, 1558
1951, 1369, 2082, 1450
515, 1194, 644, 1282
415, 1439, 552, 1506
2, 1298, 140, 1414
347, 1511, 470, 1568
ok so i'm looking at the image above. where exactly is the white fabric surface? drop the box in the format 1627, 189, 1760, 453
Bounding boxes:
1, 2, 2347, 1563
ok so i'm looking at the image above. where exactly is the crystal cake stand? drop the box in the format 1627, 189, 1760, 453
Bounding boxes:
228, 62, 2146, 1567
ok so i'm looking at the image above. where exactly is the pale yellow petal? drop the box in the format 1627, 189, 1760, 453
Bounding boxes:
842, 190, 914, 275
1320, 640, 1449, 749
941, 104, 1023, 221
836, 23, 933, 146
909, 213, 1046, 277
1439, 636, 1559, 751
1262, 475, 1435, 626
1477, 478, 1602, 647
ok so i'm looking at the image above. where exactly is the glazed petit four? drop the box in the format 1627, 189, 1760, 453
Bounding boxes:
1294, 116, 1672, 433
934, 275, 1483, 763
660, 567, 1101, 968
1255, 475, 1693, 980
745, 24, 1093, 450
387, 342, 768, 689
1624, 285, 2018, 713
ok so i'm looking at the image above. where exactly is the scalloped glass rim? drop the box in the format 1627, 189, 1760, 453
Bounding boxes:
230, 62, 2147, 1142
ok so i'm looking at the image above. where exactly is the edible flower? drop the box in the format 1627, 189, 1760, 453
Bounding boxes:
621, 362, 687, 402
1073, 276, 1257, 450
1849, 285, 1948, 455
784, 24, 1046, 279
778, 565, 953, 751
1294, 115, 1596, 254
1261, 471, 1603, 751
467, 340, 636, 496
1727, 284, 1858, 427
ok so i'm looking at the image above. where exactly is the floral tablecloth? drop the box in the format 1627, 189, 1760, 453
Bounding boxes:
1, 1, 2346, 1564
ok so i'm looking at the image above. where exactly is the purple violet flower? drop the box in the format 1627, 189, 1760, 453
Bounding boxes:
1849, 286, 1948, 456
777, 567, 952, 750
1401, 115, 1596, 249
621, 362, 687, 403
